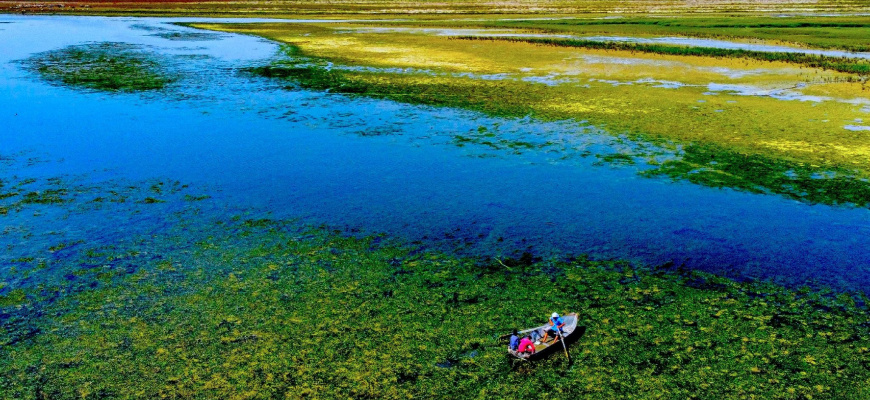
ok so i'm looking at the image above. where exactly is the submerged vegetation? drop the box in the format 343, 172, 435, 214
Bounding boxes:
148, 31, 225, 41
239, 45, 870, 207
190, 19, 870, 207
20, 42, 175, 92
2, 163, 870, 399
649, 144, 870, 207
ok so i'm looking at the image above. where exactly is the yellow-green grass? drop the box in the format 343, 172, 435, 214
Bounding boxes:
198, 22, 844, 82
198, 23, 870, 185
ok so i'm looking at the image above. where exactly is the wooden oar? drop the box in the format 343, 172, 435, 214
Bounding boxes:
557, 327, 570, 361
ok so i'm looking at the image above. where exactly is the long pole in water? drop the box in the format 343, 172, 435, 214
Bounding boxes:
557, 327, 570, 361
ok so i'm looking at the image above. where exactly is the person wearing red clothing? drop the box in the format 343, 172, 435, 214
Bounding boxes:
517, 336, 535, 357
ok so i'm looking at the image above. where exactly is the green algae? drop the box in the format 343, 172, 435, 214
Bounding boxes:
647, 144, 870, 207
2, 217, 870, 399
0, 289, 25, 307
140, 197, 166, 204
149, 31, 224, 41
1, 175, 74, 214
2, 154, 870, 398
184, 194, 212, 202
20, 189, 70, 205
245, 62, 540, 116
20, 42, 175, 92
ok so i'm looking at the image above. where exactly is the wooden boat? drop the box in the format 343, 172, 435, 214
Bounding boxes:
507, 312, 584, 361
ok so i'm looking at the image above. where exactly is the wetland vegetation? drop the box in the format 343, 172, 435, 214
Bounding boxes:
5, 4, 870, 399
2, 160, 870, 399
5, 0, 870, 17
455, 36, 870, 76
20, 42, 175, 92
206, 21, 870, 207
355, 16, 870, 53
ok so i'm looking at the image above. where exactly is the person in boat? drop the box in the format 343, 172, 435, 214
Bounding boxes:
508, 329, 520, 352
541, 312, 566, 343
517, 335, 536, 357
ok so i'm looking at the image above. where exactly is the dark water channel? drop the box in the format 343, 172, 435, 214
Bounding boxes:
2, 16, 870, 292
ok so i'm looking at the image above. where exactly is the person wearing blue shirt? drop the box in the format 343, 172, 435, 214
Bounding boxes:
541, 312, 565, 343
508, 329, 520, 352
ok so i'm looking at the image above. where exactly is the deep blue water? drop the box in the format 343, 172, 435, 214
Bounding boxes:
2, 16, 870, 291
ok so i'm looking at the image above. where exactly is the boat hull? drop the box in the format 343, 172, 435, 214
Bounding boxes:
508, 313, 584, 361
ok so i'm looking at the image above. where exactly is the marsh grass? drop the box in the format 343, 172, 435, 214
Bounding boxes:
533, 17, 870, 53
456, 36, 870, 77
20, 42, 175, 92
373, 15, 870, 53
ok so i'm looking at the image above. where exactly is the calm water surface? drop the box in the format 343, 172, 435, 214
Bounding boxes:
2, 16, 870, 291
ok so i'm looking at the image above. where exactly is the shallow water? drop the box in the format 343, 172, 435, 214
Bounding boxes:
4, 16, 870, 291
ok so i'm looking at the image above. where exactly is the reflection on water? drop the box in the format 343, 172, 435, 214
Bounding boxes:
3, 16, 870, 292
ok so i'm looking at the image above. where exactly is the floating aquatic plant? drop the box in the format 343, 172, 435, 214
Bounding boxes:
149, 31, 224, 41
20, 42, 175, 92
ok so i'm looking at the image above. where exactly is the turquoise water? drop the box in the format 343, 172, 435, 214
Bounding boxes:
3, 16, 870, 292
